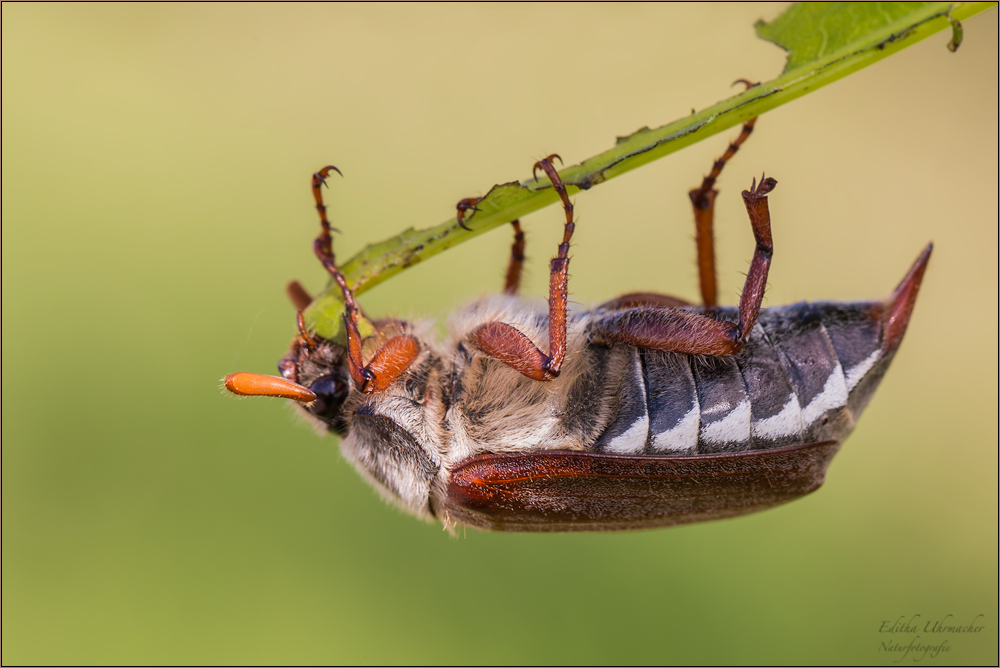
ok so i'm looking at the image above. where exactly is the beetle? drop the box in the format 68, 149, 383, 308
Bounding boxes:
224, 118, 930, 532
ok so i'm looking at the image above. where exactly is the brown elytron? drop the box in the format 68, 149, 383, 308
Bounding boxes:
444, 442, 840, 532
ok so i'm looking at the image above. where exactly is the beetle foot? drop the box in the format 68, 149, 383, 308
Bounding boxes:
456, 197, 483, 231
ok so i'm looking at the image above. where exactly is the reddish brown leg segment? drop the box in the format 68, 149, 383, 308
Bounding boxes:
456, 197, 482, 231
310, 166, 419, 393
503, 220, 525, 295
296, 310, 317, 349
456, 194, 525, 294
735, 174, 776, 340
593, 175, 777, 357
689, 92, 758, 307
286, 280, 312, 310
471, 155, 575, 381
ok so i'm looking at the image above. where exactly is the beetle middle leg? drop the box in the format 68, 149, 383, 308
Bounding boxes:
456, 196, 525, 296
592, 174, 776, 356
310, 166, 420, 393
502, 219, 526, 295
469, 155, 574, 381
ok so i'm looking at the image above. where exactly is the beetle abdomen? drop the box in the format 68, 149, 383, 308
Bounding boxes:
588, 300, 891, 455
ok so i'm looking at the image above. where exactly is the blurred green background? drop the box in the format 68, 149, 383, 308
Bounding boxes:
3, 4, 997, 665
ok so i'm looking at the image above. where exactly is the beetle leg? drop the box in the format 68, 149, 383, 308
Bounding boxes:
286, 280, 312, 310
457, 195, 526, 295
593, 174, 776, 356
455, 197, 482, 232
503, 220, 526, 295
296, 310, 317, 349
470, 321, 552, 381
470, 155, 574, 380
311, 166, 420, 393
689, 83, 759, 307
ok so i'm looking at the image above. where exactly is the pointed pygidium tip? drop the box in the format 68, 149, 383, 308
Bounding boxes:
883, 243, 932, 353
224, 372, 316, 403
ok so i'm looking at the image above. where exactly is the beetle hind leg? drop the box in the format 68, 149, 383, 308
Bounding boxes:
592, 174, 776, 356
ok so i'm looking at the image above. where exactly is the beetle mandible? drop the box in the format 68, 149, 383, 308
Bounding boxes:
224, 117, 930, 532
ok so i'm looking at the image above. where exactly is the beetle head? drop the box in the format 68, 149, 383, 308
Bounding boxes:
280, 337, 352, 435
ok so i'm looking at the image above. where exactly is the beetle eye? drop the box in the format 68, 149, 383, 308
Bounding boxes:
308, 373, 350, 435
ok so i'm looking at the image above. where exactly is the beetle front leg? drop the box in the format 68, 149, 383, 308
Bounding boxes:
470, 155, 574, 380
311, 166, 419, 393
593, 175, 776, 356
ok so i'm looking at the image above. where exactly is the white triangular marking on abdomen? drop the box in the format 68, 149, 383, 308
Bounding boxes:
845, 350, 883, 391
651, 406, 700, 452
752, 392, 803, 438
800, 363, 849, 425
700, 398, 751, 444
604, 415, 650, 454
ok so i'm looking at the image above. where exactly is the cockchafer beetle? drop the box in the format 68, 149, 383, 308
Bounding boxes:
225, 118, 930, 532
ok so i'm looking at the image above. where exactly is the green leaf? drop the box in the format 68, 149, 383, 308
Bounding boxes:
756, 2, 964, 72
305, 1, 995, 340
